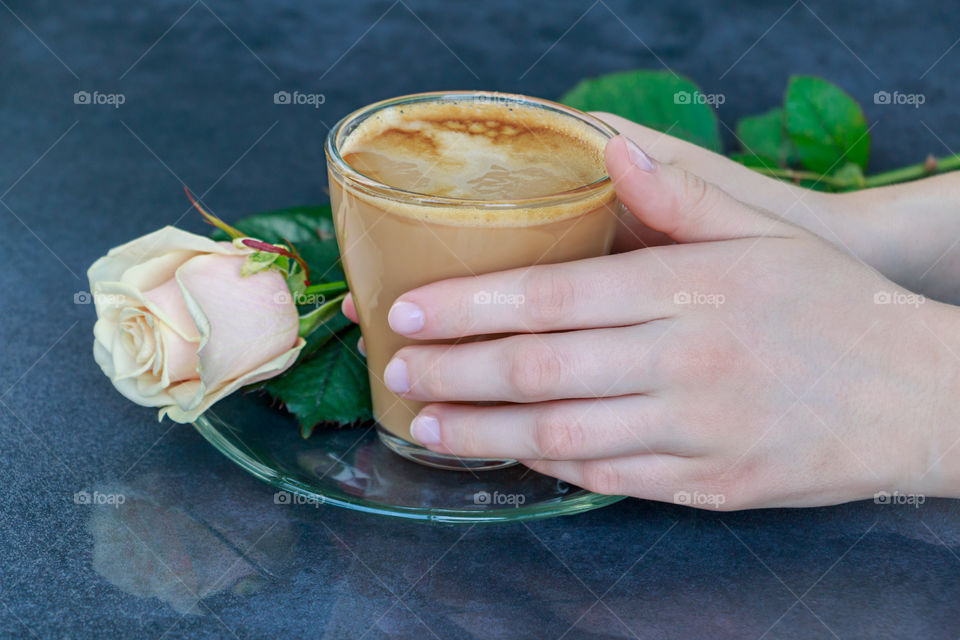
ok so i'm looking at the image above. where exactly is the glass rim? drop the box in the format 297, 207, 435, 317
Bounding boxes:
324, 91, 619, 210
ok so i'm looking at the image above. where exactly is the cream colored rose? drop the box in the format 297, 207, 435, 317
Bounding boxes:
88, 226, 305, 423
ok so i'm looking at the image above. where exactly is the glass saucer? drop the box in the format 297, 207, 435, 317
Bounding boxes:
192, 393, 625, 523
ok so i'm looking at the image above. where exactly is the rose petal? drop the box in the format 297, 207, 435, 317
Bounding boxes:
109, 329, 152, 381
94, 339, 173, 408
160, 338, 305, 423
142, 278, 202, 383
87, 227, 249, 287
121, 250, 201, 292
174, 254, 299, 392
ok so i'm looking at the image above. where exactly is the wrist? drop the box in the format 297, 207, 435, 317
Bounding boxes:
781, 190, 894, 276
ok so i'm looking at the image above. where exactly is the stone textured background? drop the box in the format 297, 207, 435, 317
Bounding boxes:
2, 1, 959, 637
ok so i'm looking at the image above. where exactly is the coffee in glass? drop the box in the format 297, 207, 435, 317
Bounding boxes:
326, 91, 621, 470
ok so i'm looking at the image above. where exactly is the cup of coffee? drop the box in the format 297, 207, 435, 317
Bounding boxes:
325, 91, 621, 471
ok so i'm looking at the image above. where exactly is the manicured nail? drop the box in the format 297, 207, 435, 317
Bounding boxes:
357, 337, 366, 357
383, 358, 410, 393
411, 414, 441, 445
624, 137, 655, 172
388, 301, 425, 334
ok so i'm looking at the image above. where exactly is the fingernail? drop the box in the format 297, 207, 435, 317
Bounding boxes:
624, 137, 655, 172
411, 414, 441, 445
388, 301, 425, 334
357, 337, 366, 357
384, 358, 410, 393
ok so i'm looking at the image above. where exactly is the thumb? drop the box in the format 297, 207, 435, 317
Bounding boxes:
604, 136, 796, 243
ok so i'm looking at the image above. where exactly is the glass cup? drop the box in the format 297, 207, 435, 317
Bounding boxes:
325, 91, 621, 471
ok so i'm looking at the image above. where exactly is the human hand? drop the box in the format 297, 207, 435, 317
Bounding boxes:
592, 113, 960, 304
346, 136, 960, 509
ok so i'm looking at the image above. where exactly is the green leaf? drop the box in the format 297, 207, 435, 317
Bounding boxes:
784, 75, 870, 174
297, 240, 344, 283
560, 70, 721, 152
730, 153, 780, 170
735, 108, 798, 167
298, 292, 347, 337
240, 250, 281, 277
212, 205, 335, 245
264, 326, 371, 437
300, 313, 353, 359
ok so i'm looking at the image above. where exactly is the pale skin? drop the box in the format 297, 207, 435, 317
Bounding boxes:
342, 112, 960, 510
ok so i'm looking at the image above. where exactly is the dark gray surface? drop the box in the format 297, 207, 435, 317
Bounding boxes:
2, 0, 960, 637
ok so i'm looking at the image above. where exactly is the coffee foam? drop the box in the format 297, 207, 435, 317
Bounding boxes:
334, 99, 616, 226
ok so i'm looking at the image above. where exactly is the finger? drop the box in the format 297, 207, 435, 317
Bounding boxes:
604, 136, 799, 243
341, 293, 358, 323
409, 395, 700, 461
521, 455, 689, 502
387, 250, 680, 339
385, 323, 670, 403
591, 112, 817, 213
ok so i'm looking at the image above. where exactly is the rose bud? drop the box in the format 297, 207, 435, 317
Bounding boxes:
88, 226, 305, 422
